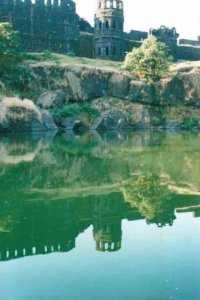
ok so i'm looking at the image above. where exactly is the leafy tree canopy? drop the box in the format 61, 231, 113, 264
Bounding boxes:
0, 22, 22, 73
122, 35, 173, 82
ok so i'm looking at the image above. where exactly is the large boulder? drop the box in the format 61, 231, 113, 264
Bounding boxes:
127, 80, 156, 104
37, 90, 66, 109
109, 72, 131, 98
91, 109, 129, 131
0, 97, 58, 133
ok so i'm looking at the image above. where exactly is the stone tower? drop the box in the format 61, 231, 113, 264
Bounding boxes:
94, 0, 124, 61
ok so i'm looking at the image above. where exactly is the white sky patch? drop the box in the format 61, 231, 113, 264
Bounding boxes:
75, 0, 200, 40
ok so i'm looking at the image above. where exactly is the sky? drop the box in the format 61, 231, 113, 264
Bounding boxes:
75, 0, 200, 40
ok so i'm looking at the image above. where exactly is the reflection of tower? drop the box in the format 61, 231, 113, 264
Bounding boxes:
92, 193, 123, 252
94, 217, 122, 252
94, 0, 124, 61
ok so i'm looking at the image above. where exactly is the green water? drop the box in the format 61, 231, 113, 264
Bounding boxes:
0, 131, 200, 300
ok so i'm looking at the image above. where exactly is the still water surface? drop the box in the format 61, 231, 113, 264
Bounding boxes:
0, 131, 200, 300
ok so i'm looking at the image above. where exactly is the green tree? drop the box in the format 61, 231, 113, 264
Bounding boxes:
0, 23, 22, 73
122, 35, 173, 82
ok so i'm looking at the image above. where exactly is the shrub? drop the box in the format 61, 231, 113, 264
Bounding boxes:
50, 103, 100, 126
183, 116, 199, 130
122, 35, 173, 82
42, 50, 53, 59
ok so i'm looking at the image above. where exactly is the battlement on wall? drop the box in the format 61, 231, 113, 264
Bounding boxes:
125, 26, 200, 62
177, 45, 200, 61
179, 39, 200, 47
0, 0, 79, 53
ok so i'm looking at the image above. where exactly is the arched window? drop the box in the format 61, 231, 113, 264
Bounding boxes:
99, 21, 102, 29
113, 0, 117, 8
119, 1, 123, 9
106, 0, 111, 8
106, 20, 109, 29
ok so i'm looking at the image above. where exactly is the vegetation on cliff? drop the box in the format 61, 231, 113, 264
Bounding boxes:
0, 23, 22, 73
122, 36, 173, 82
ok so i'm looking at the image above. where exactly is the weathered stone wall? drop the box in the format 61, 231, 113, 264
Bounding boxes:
74, 33, 94, 58
125, 30, 148, 41
177, 45, 200, 61
179, 39, 200, 47
1, 0, 200, 62
124, 39, 142, 53
0, 0, 79, 54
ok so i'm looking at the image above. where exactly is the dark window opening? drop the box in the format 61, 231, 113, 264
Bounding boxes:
98, 47, 101, 56
106, 20, 109, 29
99, 21, 102, 29
106, 47, 109, 55
119, 22, 123, 30
113, 21, 116, 29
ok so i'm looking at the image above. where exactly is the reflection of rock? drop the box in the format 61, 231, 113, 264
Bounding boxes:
37, 90, 66, 109
0, 133, 54, 164
91, 109, 129, 131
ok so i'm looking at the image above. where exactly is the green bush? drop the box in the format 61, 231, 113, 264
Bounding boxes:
50, 103, 100, 126
0, 23, 22, 74
122, 35, 173, 82
183, 116, 199, 130
42, 50, 53, 59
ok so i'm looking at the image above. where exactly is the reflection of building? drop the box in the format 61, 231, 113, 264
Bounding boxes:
94, 217, 122, 252
0, 191, 200, 262
92, 194, 124, 252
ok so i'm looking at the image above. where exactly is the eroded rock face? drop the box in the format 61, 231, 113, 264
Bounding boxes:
37, 90, 66, 109
29, 62, 200, 106
91, 109, 129, 131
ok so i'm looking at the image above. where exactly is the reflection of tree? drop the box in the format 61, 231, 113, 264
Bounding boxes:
121, 174, 176, 227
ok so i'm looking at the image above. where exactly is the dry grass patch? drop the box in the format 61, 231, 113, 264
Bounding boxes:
0, 97, 42, 123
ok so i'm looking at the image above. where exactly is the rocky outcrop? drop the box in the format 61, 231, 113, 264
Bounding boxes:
1, 61, 200, 133
37, 90, 66, 109
30, 61, 200, 106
